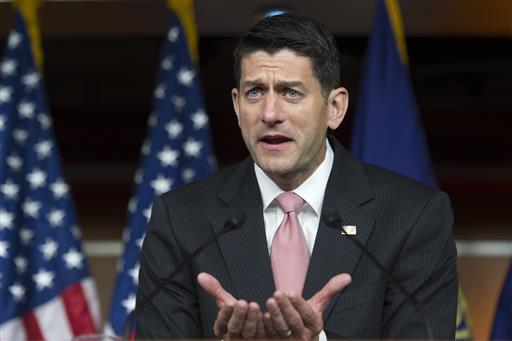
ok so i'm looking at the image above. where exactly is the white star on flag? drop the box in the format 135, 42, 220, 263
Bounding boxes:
33, 268, 55, 291
8, 31, 22, 48
177, 67, 195, 87
9, 283, 26, 301
184, 138, 203, 157
50, 179, 69, 198
182, 168, 196, 183
128, 198, 137, 213
0, 115, 5, 130
161, 56, 173, 70
150, 175, 172, 195
1, 59, 17, 76
165, 120, 183, 139
19, 227, 34, 245
154, 83, 166, 99
35, 140, 53, 159
14, 256, 28, 273
134, 169, 143, 184
0, 86, 12, 103
1, 180, 19, 200
18, 101, 35, 118
22, 71, 40, 89
71, 225, 82, 239
0, 240, 9, 258
38, 113, 52, 129
47, 209, 65, 227
136, 235, 145, 249
157, 146, 180, 167
0, 209, 14, 230
171, 95, 186, 112
167, 27, 180, 42
191, 109, 209, 129
26, 168, 47, 189
23, 198, 41, 218
121, 294, 136, 314
142, 205, 152, 223
40, 238, 58, 260
128, 263, 140, 285
63, 248, 84, 269
7, 154, 23, 171
13, 128, 28, 144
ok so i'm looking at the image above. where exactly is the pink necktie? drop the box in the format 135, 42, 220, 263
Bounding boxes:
270, 192, 310, 295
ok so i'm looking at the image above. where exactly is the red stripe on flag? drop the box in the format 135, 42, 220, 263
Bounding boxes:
22, 311, 44, 340
61, 283, 97, 336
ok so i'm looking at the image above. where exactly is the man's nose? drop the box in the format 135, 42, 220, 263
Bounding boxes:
260, 93, 283, 126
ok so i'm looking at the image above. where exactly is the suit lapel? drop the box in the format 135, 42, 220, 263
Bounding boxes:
303, 137, 376, 318
210, 159, 275, 307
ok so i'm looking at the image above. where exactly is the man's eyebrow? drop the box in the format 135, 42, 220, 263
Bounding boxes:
240, 80, 266, 89
240, 80, 306, 89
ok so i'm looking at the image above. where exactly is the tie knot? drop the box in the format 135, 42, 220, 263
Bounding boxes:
275, 192, 304, 213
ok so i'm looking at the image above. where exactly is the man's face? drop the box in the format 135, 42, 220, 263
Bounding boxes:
232, 49, 348, 190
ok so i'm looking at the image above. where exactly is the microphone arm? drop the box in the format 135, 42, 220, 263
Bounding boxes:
322, 211, 434, 340
123, 211, 246, 339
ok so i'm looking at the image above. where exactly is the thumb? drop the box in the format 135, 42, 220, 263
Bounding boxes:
197, 272, 236, 307
308, 273, 351, 313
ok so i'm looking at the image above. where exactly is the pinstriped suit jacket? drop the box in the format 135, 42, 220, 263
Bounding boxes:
135, 136, 458, 339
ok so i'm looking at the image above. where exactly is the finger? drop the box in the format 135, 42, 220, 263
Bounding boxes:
309, 273, 351, 313
227, 300, 249, 338
213, 304, 234, 338
197, 272, 236, 307
267, 294, 291, 338
274, 291, 306, 335
241, 302, 260, 338
288, 293, 322, 333
263, 312, 279, 339
255, 312, 267, 339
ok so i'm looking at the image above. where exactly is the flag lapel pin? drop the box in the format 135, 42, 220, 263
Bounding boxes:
341, 225, 357, 235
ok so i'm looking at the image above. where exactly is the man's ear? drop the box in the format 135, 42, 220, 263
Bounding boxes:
231, 88, 240, 125
327, 87, 349, 130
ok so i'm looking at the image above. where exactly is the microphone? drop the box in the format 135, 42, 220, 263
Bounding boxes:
322, 211, 434, 340
123, 211, 246, 339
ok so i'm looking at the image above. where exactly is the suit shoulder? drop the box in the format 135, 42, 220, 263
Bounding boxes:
159, 161, 245, 204
360, 161, 446, 203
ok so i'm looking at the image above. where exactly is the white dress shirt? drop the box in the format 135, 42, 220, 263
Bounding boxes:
254, 140, 334, 254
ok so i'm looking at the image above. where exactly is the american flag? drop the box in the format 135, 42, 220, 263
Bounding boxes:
0, 12, 100, 340
106, 8, 215, 336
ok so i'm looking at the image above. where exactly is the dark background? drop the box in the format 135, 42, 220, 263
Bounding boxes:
1, 0, 511, 241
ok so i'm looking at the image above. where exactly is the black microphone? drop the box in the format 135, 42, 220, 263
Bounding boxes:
322, 211, 434, 340
123, 211, 246, 339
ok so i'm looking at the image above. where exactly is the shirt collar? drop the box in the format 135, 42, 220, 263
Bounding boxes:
254, 139, 334, 216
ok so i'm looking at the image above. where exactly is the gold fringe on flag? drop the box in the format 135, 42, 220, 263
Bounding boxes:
12, 0, 43, 70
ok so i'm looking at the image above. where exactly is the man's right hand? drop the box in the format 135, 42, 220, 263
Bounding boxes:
197, 272, 267, 339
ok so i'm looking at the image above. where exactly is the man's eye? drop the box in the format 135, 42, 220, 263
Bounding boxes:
247, 89, 261, 98
286, 89, 301, 98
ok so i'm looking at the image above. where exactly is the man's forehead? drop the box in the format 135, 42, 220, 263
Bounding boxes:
239, 49, 314, 82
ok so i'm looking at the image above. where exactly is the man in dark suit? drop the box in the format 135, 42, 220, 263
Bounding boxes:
135, 13, 457, 340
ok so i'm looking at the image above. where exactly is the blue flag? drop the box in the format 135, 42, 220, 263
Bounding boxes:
491, 263, 512, 340
0, 12, 99, 340
350, 0, 436, 187
350, 1, 472, 339
106, 8, 215, 336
